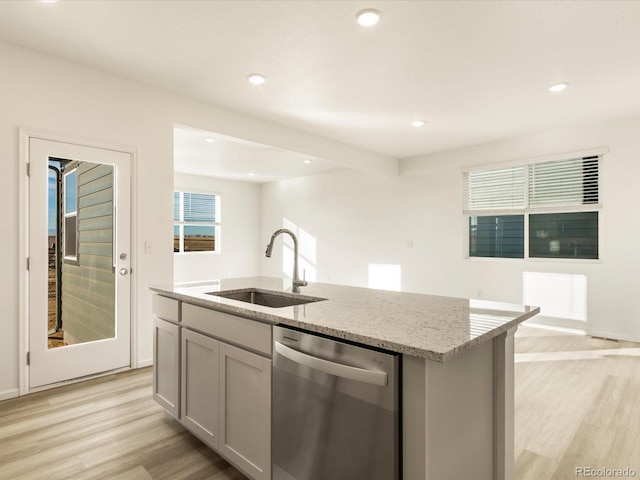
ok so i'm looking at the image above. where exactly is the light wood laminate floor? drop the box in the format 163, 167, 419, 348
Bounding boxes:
1, 324, 639, 479
515, 324, 640, 479
0, 368, 245, 480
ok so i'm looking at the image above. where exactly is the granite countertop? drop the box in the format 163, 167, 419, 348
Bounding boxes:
148, 276, 539, 362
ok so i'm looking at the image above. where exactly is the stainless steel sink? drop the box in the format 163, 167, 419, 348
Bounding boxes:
206, 288, 326, 308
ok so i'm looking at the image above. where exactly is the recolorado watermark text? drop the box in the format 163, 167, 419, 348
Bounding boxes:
576, 467, 637, 478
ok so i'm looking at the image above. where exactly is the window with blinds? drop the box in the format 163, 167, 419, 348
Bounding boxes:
173, 191, 219, 253
464, 155, 601, 260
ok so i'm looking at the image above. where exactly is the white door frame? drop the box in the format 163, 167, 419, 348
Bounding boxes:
18, 128, 138, 395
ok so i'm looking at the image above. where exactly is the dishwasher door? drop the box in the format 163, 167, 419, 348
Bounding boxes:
272, 326, 400, 480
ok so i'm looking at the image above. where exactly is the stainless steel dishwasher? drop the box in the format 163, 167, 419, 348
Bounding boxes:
272, 326, 400, 480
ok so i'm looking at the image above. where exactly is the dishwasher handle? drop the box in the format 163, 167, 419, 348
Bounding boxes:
275, 341, 388, 387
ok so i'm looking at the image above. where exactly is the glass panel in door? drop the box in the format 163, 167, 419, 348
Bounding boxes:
47, 159, 116, 349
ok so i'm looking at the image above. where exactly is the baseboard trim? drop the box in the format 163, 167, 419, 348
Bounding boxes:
137, 358, 153, 368
523, 318, 640, 344
0, 388, 20, 401
523, 316, 588, 333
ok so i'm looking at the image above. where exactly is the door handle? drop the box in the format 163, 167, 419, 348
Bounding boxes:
118, 268, 129, 276
275, 341, 388, 386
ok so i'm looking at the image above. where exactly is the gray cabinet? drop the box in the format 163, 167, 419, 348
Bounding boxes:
152, 317, 180, 418
220, 342, 271, 480
152, 294, 272, 480
181, 328, 220, 450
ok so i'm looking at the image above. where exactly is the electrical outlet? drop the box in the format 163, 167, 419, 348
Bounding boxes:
144, 241, 153, 254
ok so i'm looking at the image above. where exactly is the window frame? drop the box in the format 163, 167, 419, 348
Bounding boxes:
173, 190, 221, 254
62, 167, 79, 265
463, 149, 605, 262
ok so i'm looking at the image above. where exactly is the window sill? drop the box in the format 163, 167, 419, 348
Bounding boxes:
174, 251, 220, 255
465, 256, 602, 265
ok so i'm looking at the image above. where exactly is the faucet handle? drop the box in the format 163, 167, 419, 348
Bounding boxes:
293, 270, 308, 288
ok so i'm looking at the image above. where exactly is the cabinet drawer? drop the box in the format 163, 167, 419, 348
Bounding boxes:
182, 303, 272, 357
152, 295, 180, 322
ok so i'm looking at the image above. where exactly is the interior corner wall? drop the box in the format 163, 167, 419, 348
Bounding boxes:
261, 115, 640, 343
173, 173, 261, 283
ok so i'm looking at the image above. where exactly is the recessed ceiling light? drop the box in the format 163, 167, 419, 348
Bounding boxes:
247, 74, 266, 85
411, 120, 425, 127
356, 9, 380, 27
549, 83, 568, 93
248, 172, 255, 176
304, 159, 312, 164
205, 138, 215, 143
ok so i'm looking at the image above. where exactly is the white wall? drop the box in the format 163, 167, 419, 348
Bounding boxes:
174, 173, 261, 283
0, 40, 389, 399
262, 115, 640, 343
261, 169, 464, 292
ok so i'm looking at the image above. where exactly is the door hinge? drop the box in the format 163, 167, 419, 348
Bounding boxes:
26, 257, 30, 271
27, 352, 30, 366
26, 163, 30, 177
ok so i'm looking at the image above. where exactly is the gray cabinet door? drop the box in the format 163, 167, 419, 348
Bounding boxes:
153, 317, 180, 418
181, 328, 220, 450
219, 343, 272, 480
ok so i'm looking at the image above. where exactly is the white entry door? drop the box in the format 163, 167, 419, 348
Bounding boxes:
28, 137, 131, 389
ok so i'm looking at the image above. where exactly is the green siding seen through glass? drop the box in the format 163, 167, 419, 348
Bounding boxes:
529, 212, 598, 259
469, 215, 524, 258
183, 225, 215, 252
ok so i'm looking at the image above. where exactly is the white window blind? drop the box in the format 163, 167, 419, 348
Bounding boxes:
174, 192, 216, 223
528, 156, 599, 208
173, 192, 180, 221
465, 156, 600, 213
464, 166, 525, 213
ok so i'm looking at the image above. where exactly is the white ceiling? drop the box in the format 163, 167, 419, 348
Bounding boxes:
174, 125, 343, 183
1, 1, 640, 176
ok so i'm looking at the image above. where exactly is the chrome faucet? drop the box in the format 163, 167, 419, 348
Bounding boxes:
265, 228, 308, 293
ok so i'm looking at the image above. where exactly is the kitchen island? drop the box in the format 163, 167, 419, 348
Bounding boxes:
149, 276, 539, 480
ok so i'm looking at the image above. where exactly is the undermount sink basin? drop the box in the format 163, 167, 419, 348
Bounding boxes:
206, 288, 326, 308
